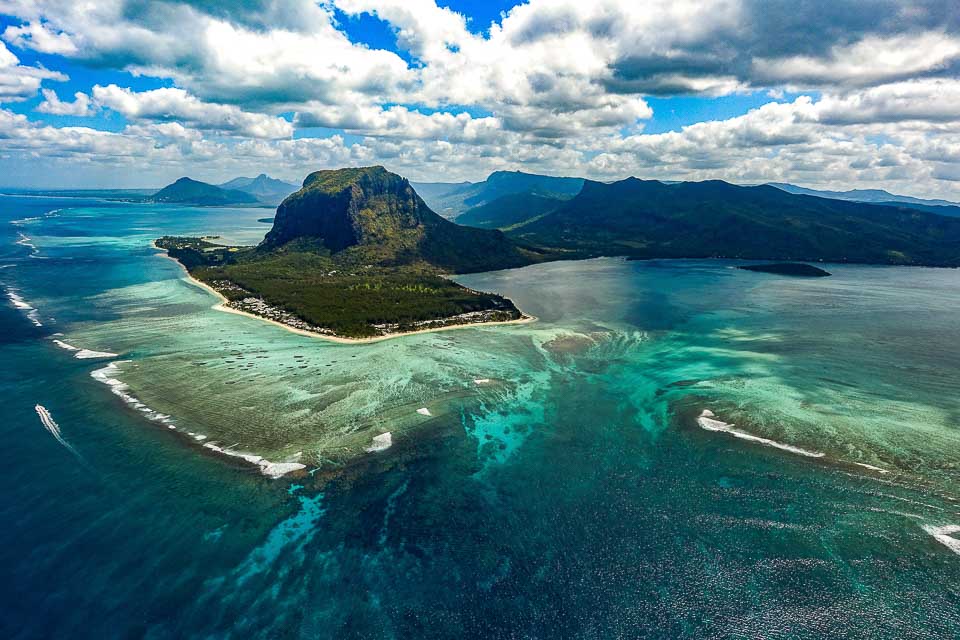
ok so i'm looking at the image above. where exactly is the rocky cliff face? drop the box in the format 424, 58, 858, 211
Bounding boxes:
261, 166, 432, 252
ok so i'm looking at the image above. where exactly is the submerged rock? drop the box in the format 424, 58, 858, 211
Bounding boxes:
737, 262, 832, 277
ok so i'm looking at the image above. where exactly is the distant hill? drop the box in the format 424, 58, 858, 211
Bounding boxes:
151, 177, 258, 206
769, 183, 960, 217
413, 170, 583, 219
408, 181, 473, 217
457, 192, 567, 229
219, 174, 298, 205
510, 178, 960, 267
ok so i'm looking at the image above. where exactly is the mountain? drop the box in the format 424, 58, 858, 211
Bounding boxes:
263, 166, 547, 273
158, 167, 552, 338
509, 178, 960, 267
219, 173, 298, 205
413, 170, 583, 219
769, 182, 960, 217
151, 177, 258, 206
457, 192, 567, 229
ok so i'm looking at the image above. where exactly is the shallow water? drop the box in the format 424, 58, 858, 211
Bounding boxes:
2, 196, 959, 638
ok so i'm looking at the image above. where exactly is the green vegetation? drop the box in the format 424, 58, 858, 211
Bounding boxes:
157, 237, 521, 338
457, 192, 566, 229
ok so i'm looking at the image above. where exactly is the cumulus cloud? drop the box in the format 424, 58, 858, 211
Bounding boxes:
817, 79, 960, 124
37, 88, 93, 116
753, 32, 960, 88
91, 85, 293, 139
0, 39, 65, 101
2, 20, 76, 54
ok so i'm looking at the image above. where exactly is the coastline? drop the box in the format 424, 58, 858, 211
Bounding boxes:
152, 241, 536, 344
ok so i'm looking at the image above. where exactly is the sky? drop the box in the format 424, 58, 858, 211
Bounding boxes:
1, 1, 960, 199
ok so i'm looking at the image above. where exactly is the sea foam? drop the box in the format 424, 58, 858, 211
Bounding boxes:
697, 409, 825, 458
922, 524, 960, 556
91, 361, 304, 478
52, 339, 118, 359
6, 289, 43, 326
91, 361, 178, 429
202, 442, 306, 478
366, 432, 393, 453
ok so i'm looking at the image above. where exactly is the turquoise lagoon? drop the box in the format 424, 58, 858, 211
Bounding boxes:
1, 195, 959, 638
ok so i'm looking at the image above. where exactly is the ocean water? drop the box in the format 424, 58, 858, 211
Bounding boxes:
1, 195, 959, 639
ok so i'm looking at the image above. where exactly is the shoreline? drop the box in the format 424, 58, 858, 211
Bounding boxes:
152, 241, 536, 344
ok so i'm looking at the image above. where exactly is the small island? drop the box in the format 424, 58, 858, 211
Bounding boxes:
737, 263, 832, 277
156, 167, 549, 341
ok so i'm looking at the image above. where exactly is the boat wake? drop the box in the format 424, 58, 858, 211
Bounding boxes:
697, 409, 825, 458
34, 404, 82, 460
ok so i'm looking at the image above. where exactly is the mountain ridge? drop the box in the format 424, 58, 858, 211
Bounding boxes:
220, 173, 298, 205
413, 170, 583, 219
768, 182, 960, 214
509, 177, 960, 267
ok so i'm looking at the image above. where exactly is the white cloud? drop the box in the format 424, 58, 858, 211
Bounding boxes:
296, 104, 507, 144
0, 0, 959, 199
37, 88, 93, 115
2, 20, 76, 54
754, 32, 960, 88
817, 79, 960, 124
91, 85, 293, 139
0, 39, 65, 102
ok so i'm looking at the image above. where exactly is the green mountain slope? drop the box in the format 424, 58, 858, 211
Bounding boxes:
457, 192, 566, 229
511, 178, 960, 266
152, 177, 258, 206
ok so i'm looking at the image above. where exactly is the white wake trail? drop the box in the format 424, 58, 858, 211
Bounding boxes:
34, 404, 82, 459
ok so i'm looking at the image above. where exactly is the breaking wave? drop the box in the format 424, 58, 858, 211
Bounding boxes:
697, 409, 825, 458
6, 288, 43, 326
52, 338, 118, 359
91, 361, 304, 478
922, 524, 960, 556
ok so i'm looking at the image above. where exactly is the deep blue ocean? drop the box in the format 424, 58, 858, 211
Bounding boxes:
1, 195, 959, 639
